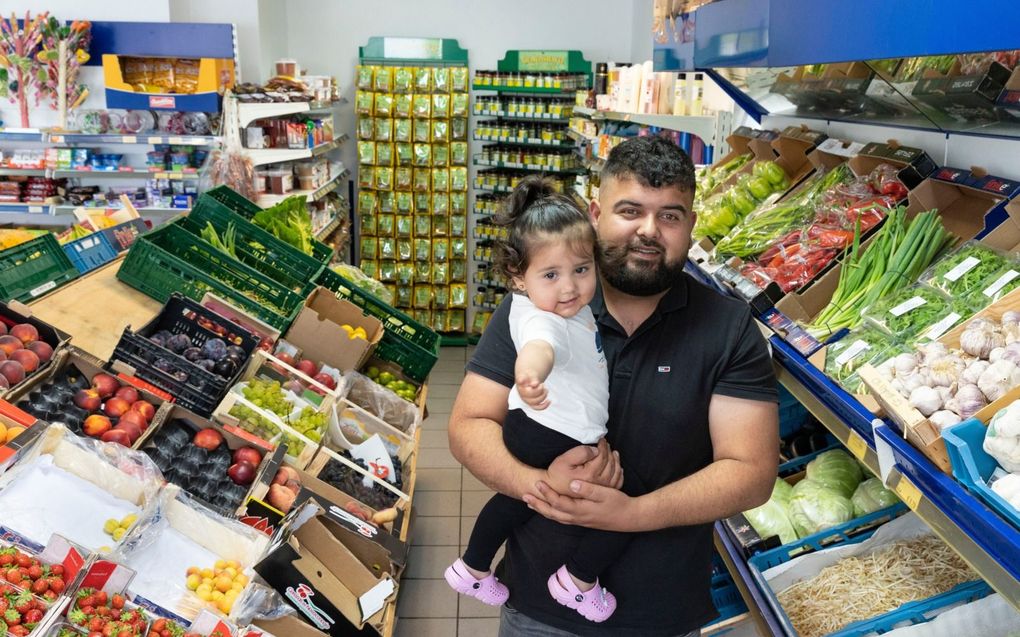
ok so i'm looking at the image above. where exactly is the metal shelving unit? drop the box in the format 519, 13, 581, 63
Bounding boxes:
247, 134, 348, 167
256, 168, 350, 207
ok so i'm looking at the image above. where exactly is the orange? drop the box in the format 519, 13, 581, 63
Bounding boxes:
5, 426, 25, 443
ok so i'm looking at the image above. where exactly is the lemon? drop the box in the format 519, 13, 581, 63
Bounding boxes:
223, 567, 238, 579
120, 513, 138, 528
212, 590, 225, 602
103, 519, 120, 535
200, 568, 214, 579
196, 585, 213, 602
186, 574, 201, 591
231, 580, 245, 592
352, 327, 368, 340
378, 372, 394, 385
112, 527, 127, 541
340, 324, 354, 335
217, 598, 232, 614
234, 574, 249, 587
227, 560, 241, 570
216, 575, 233, 593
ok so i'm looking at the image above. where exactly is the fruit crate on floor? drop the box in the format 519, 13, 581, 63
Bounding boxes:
117, 223, 306, 331
63, 232, 119, 274
110, 294, 260, 417
198, 185, 334, 264
0, 233, 79, 303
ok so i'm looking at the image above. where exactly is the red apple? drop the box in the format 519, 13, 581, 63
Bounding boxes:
275, 352, 296, 367
296, 359, 318, 377
233, 446, 263, 467
193, 428, 224, 450
129, 400, 156, 423
9, 324, 38, 345
103, 397, 132, 418
118, 410, 149, 432
0, 336, 22, 356
73, 388, 102, 411
100, 428, 132, 447
227, 461, 257, 486
312, 372, 337, 391
83, 414, 113, 437
0, 360, 25, 386
9, 349, 39, 374
26, 341, 53, 363
114, 386, 140, 403
91, 373, 120, 399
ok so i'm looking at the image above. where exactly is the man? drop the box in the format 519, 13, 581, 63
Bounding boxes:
449, 135, 778, 636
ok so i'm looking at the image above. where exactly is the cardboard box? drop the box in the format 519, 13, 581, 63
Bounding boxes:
912, 60, 1012, 121
255, 505, 396, 634
996, 66, 1020, 117
102, 54, 235, 112
285, 288, 384, 373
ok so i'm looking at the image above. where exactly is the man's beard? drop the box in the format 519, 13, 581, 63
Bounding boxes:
598, 238, 686, 296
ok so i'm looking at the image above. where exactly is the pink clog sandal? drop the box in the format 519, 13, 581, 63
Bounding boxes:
444, 558, 509, 606
547, 565, 617, 623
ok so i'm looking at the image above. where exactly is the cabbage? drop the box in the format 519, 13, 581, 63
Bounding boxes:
788, 479, 855, 536
744, 479, 799, 544
805, 450, 863, 498
851, 478, 900, 517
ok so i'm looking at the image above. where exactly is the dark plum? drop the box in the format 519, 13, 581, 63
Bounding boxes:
213, 359, 237, 378
173, 370, 189, 383
201, 338, 228, 362
153, 358, 175, 374
197, 359, 216, 373
167, 334, 193, 354
225, 345, 246, 360
153, 329, 174, 341
149, 334, 168, 349
182, 347, 203, 362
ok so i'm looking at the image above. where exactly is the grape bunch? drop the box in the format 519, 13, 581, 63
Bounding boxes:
282, 407, 326, 456
232, 379, 327, 455
318, 451, 404, 510
242, 379, 292, 416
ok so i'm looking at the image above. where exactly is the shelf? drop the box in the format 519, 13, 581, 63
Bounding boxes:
314, 215, 343, 241
247, 135, 348, 167
872, 424, 1020, 611
474, 184, 515, 194
472, 133, 574, 148
473, 158, 582, 173
48, 133, 219, 146
472, 109, 571, 123
713, 522, 789, 637
472, 278, 506, 289
0, 130, 45, 142
236, 100, 343, 128
472, 83, 579, 95
53, 168, 201, 180
581, 156, 606, 173
573, 106, 716, 140
256, 169, 350, 206
52, 205, 186, 216
473, 300, 502, 310
566, 129, 595, 143
0, 202, 59, 216
0, 168, 47, 177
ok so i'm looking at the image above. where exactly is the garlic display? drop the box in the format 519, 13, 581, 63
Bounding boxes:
954, 383, 988, 419
928, 356, 964, 387
990, 347, 1006, 363
962, 359, 990, 385
979, 360, 1017, 403
900, 372, 929, 393
1002, 310, 1020, 326
892, 352, 919, 376
919, 342, 950, 364
909, 385, 942, 417
1003, 342, 1020, 366
967, 317, 997, 331
890, 378, 907, 397
960, 327, 1005, 359
930, 410, 963, 430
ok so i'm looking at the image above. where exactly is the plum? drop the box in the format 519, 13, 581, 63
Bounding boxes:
167, 333, 193, 354
213, 358, 237, 378
173, 370, 189, 382
154, 329, 173, 341
196, 359, 216, 372
149, 334, 168, 348
225, 345, 246, 359
153, 358, 175, 374
182, 347, 203, 362
201, 338, 228, 361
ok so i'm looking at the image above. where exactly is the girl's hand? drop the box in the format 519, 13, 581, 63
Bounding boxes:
516, 372, 550, 410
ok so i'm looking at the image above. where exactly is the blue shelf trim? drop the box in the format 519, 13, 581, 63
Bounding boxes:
875, 424, 1020, 584
703, 69, 766, 124
693, 0, 1020, 68
714, 521, 789, 636
770, 335, 879, 445
86, 22, 235, 64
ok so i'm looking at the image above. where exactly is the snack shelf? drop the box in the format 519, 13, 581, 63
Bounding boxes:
573, 105, 717, 141
471, 84, 576, 94
471, 108, 571, 123
0, 167, 47, 176
713, 521, 789, 637
472, 133, 575, 147
257, 168, 350, 206
473, 157, 582, 173
248, 134, 348, 167
48, 133, 220, 146
874, 423, 1020, 611
53, 168, 202, 180
236, 99, 343, 128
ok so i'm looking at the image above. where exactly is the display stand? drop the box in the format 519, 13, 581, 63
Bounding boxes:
355, 37, 471, 345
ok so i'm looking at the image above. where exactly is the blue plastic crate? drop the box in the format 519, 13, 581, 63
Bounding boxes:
943, 419, 1020, 530
710, 572, 747, 621
779, 384, 809, 438
63, 232, 118, 274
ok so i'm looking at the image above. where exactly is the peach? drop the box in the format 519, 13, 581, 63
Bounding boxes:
0, 360, 25, 386
9, 349, 39, 374
129, 400, 156, 423
25, 341, 53, 363
0, 336, 22, 356
103, 397, 132, 419
73, 388, 102, 411
91, 373, 120, 399
83, 414, 112, 437
10, 324, 38, 345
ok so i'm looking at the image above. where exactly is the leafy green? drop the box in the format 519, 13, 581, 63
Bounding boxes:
252, 195, 314, 255
200, 221, 237, 257
805, 450, 863, 499
926, 242, 1009, 296
788, 479, 855, 537
744, 478, 800, 544
862, 285, 962, 339
851, 478, 900, 516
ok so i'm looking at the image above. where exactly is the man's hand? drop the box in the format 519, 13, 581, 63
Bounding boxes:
515, 372, 550, 410
538, 438, 623, 497
524, 480, 637, 532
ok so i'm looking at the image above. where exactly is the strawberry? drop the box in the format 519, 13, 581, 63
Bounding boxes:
48, 577, 64, 593
95, 591, 109, 606
25, 566, 41, 581
0, 549, 15, 566
22, 608, 42, 625
12, 556, 29, 570
42, 589, 57, 602
151, 619, 165, 632
89, 632, 104, 637
80, 605, 95, 616
9, 626, 29, 637
110, 593, 124, 610
102, 624, 116, 637
91, 616, 106, 631
3, 570, 20, 586
68, 608, 86, 625
4, 609, 20, 626
29, 579, 47, 595
12, 594, 31, 615
117, 630, 133, 637
49, 564, 64, 576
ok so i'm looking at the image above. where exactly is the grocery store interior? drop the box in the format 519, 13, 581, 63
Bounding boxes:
3, 1, 1020, 636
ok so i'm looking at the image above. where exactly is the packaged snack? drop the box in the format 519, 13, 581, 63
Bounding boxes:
451, 118, 468, 140
416, 261, 432, 283
375, 166, 394, 190
385, 283, 398, 301
360, 213, 377, 235
415, 215, 432, 237
396, 215, 413, 238
394, 94, 413, 118
413, 94, 432, 118
394, 118, 413, 143
433, 143, 450, 167
414, 238, 432, 261
356, 90, 375, 115
433, 261, 450, 284
432, 119, 450, 142
394, 67, 414, 93
451, 259, 467, 282
432, 168, 450, 192
358, 117, 375, 140
414, 169, 432, 192
395, 167, 413, 191
361, 237, 379, 259
378, 191, 396, 213
414, 67, 432, 92
375, 117, 393, 142
358, 190, 377, 214
397, 286, 413, 307
414, 143, 433, 166
414, 285, 434, 309
396, 142, 413, 165
374, 66, 393, 92
451, 93, 469, 117
451, 66, 469, 92
416, 309, 430, 325
415, 192, 431, 212
379, 260, 397, 282
435, 285, 450, 309
361, 260, 379, 280
122, 57, 152, 87
358, 166, 375, 189
380, 237, 397, 260
398, 238, 413, 261
451, 215, 467, 237
358, 141, 377, 165
413, 118, 432, 143
451, 142, 469, 165
396, 191, 414, 213
450, 283, 468, 308
375, 93, 395, 117
450, 192, 467, 214
449, 309, 466, 332
356, 65, 375, 90
433, 214, 450, 236
450, 166, 468, 191
433, 67, 451, 92
433, 311, 449, 333
432, 94, 451, 118
173, 58, 201, 93
433, 193, 450, 216
149, 57, 176, 90
377, 213, 395, 236
376, 142, 394, 166
434, 238, 450, 262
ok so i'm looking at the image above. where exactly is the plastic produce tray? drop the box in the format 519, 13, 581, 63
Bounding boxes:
199, 185, 333, 264
63, 231, 118, 274
110, 293, 259, 416
116, 223, 305, 331
943, 418, 1020, 531
709, 570, 747, 624
0, 233, 79, 302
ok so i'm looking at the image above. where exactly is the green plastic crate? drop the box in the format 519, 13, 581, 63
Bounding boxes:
177, 209, 325, 294
117, 223, 305, 330
374, 333, 437, 384
200, 186, 334, 264
0, 233, 79, 303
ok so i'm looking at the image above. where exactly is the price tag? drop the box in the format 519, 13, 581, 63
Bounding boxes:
28, 206, 43, 213
983, 270, 1019, 297
147, 136, 162, 144
846, 431, 868, 461
894, 475, 923, 511
168, 137, 185, 144
923, 312, 962, 341
835, 339, 871, 366
942, 256, 981, 282
890, 296, 926, 317
121, 135, 137, 144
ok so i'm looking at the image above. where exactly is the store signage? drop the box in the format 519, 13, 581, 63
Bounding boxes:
383, 37, 442, 60
149, 95, 176, 109
518, 50, 569, 71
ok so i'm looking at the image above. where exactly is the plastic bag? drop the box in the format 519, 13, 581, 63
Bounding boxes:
393, 67, 413, 94
923, 242, 1010, 297
433, 143, 449, 167
862, 285, 970, 340
345, 370, 419, 432
332, 264, 393, 304
356, 65, 374, 90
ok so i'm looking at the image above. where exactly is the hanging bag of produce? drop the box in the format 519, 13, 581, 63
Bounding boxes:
203, 92, 257, 201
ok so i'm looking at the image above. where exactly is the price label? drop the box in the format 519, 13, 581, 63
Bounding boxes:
28, 206, 43, 213
147, 136, 163, 144
835, 339, 871, 366
943, 256, 981, 282
168, 137, 185, 144
923, 312, 962, 341
121, 136, 137, 144
51, 135, 64, 143
890, 296, 926, 317
846, 432, 868, 460
983, 270, 1019, 297
894, 475, 923, 511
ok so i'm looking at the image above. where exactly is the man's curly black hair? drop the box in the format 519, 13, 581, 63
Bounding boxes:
601, 135, 696, 193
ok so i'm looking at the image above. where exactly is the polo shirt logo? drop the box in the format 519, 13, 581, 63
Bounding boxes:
658, 365, 671, 373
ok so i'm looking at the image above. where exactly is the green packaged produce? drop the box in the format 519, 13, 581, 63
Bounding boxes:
413, 94, 431, 118
396, 215, 413, 238
355, 90, 374, 115
358, 141, 376, 165
433, 67, 451, 93
375, 118, 393, 142
395, 167, 413, 191
414, 238, 431, 261
358, 117, 375, 140
433, 262, 450, 284
433, 143, 450, 167
413, 169, 431, 192
376, 143, 394, 166
397, 238, 413, 261
394, 94, 413, 118
396, 191, 413, 214
378, 260, 396, 282
824, 326, 896, 393
451, 142, 469, 165
379, 237, 397, 260
415, 261, 432, 283
378, 191, 395, 213
451, 67, 469, 92
414, 67, 432, 92
433, 168, 450, 192
863, 285, 969, 340
415, 215, 432, 237
360, 237, 378, 260
377, 213, 395, 236
375, 93, 394, 117
434, 285, 450, 309
394, 118, 412, 143
393, 67, 413, 93
396, 263, 414, 285
356, 65, 374, 90
432, 94, 451, 118
924, 242, 1010, 296
373, 66, 392, 92
396, 142, 413, 165
432, 119, 450, 142
433, 193, 450, 216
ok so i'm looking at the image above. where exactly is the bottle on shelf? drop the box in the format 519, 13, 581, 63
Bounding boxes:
691, 72, 704, 116
673, 73, 688, 116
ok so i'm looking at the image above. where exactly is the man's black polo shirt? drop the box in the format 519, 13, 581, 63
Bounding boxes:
466, 273, 778, 636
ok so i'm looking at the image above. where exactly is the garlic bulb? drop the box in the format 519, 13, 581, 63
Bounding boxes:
892, 352, 918, 376
936, 385, 954, 405
967, 317, 997, 331
930, 410, 963, 430
954, 383, 988, 419
1003, 342, 1020, 366
1005, 323, 1020, 345
978, 360, 1017, 403
890, 377, 908, 398
944, 397, 961, 415
929, 357, 962, 387
960, 327, 1005, 359
1002, 310, 1020, 326
909, 385, 942, 417
990, 347, 1006, 363
962, 359, 990, 385
877, 357, 897, 380
920, 342, 950, 364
